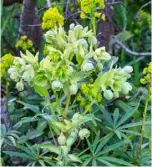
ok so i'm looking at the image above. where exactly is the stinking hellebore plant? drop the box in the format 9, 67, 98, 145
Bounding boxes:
7, 24, 133, 165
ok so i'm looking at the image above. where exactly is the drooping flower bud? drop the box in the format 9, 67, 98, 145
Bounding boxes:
72, 113, 83, 126
104, 89, 113, 100
97, 63, 103, 71
58, 132, 66, 146
79, 128, 90, 139
70, 129, 78, 138
95, 47, 111, 61
81, 62, 94, 72
9, 68, 20, 82
16, 80, 24, 91
52, 80, 63, 90
123, 66, 133, 73
121, 82, 132, 94
70, 83, 78, 95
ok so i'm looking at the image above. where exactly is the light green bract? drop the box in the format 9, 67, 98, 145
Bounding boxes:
8, 24, 132, 101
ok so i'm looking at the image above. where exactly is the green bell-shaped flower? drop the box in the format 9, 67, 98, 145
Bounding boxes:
103, 89, 113, 100
16, 80, 24, 91
58, 132, 66, 146
79, 128, 90, 139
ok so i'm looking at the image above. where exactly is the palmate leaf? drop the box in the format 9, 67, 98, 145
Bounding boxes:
98, 140, 130, 156
95, 133, 114, 154
36, 119, 47, 132
115, 100, 132, 112
116, 107, 138, 128
68, 154, 82, 163
101, 156, 133, 166
82, 157, 92, 166
97, 158, 114, 166
121, 130, 141, 136
28, 161, 36, 166
92, 131, 100, 152
113, 108, 119, 126
16, 100, 40, 113
16, 144, 37, 158
118, 121, 151, 130
3, 151, 33, 160
14, 117, 40, 129
18, 130, 43, 143
39, 144, 60, 155
101, 109, 113, 127
92, 158, 97, 166
7, 136, 16, 146
38, 160, 46, 167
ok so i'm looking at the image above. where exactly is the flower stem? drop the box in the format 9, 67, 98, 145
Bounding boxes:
136, 88, 150, 159
92, 16, 96, 36
64, 93, 71, 119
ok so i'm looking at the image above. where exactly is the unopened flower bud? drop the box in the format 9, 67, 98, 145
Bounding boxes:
70, 84, 78, 95
97, 63, 103, 71
70, 129, 78, 138
58, 132, 66, 145
121, 82, 132, 94
72, 113, 83, 126
123, 66, 133, 73
104, 89, 113, 100
79, 128, 90, 139
95, 47, 105, 55
16, 80, 24, 91
81, 62, 94, 72
52, 80, 63, 90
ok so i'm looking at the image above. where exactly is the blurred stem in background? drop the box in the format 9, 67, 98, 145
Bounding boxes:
131, 39, 139, 84
136, 86, 150, 159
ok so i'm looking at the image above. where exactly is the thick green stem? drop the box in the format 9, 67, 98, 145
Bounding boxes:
92, 16, 96, 36
64, 93, 71, 119
136, 88, 150, 159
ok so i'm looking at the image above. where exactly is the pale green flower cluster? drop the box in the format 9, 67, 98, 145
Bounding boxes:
43, 24, 112, 96
94, 66, 133, 100
8, 51, 38, 91
39, 113, 90, 165
8, 24, 132, 102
